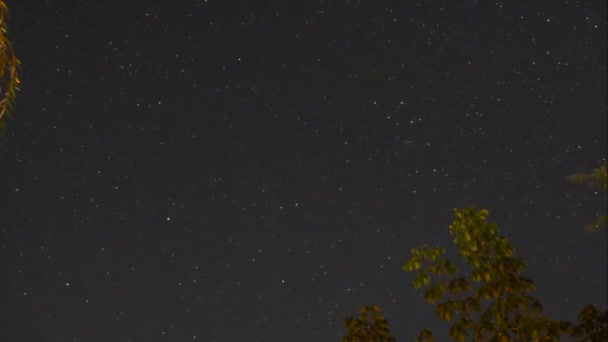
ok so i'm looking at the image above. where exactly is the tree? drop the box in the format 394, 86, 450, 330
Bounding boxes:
342, 208, 607, 341
567, 165, 607, 231
403, 208, 572, 341
341, 305, 396, 342
570, 304, 608, 342
0, 0, 20, 132
0, 0, 20, 294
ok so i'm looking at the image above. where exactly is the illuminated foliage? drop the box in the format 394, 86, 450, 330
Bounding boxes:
341, 208, 607, 341
342, 305, 396, 342
403, 208, 571, 341
567, 165, 607, 231
568, 165, 608, 192
0, 0, 20, 133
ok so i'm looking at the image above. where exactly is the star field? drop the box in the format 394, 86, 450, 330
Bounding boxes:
2, 1, 607, 341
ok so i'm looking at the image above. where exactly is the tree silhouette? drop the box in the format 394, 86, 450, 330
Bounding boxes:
0, 0, 21, 132
341, 305, 396, 342
570, 304, 608, 342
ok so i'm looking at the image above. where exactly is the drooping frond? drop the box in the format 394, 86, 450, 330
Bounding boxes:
0, 0, 21, 133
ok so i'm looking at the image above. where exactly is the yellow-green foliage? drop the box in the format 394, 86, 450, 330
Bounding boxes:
343, 207, 607, 341
342, 305, 396, 342
404, 208, 569, 341
568, 165, 608, 192
568, 165, 607, 231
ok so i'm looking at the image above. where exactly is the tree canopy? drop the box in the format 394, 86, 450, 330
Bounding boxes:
0, 0, 20, 132
403, 208, 573, 341
341, 305, 396, 342
342, 207, 607, 341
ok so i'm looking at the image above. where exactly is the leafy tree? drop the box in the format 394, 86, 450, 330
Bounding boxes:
567, 165, 607, 231
342, 305, 396, 342
0, 0, 21, 132
403, 208, 572, 341
342, 208, 607, 341
570, 304, 608, 342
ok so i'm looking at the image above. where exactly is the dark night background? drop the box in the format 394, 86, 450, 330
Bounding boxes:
2, 1, 606, 341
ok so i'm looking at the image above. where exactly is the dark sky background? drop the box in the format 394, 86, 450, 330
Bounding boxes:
2, 1, 607, 341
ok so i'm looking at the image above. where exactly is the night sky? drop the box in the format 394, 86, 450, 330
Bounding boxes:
3, 1, 607, 341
